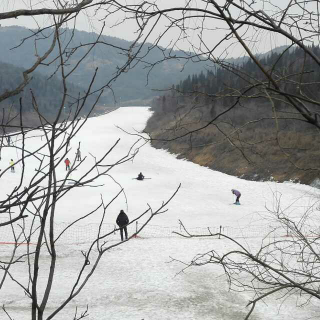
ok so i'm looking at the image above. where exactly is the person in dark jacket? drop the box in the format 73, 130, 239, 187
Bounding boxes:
116, 209, 129, 241
137, 172, 144, 180
76, 148, 81, 161
231, 189, 241, 205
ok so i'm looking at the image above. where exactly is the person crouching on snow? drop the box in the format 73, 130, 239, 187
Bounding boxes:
137, 172, 144, 180
116, 209, 129, 241
231, 189, 241, 205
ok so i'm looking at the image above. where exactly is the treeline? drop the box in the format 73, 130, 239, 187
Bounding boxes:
176, 45, 320, 100
152, 44, 320, 125
146, 46, 320, 185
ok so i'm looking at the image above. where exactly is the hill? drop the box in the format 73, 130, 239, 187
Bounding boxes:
145, 46, 320, 186
0, 60, 104, 132
0, 26, 212, 105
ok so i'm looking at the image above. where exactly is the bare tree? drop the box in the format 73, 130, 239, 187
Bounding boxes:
102, 0, 320, 183
0, 2, 180, 319
83, 1, 320, 318
2, 1, 320, 318
173, 195, 320, 319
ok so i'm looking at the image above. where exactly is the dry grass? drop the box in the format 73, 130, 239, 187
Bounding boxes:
145, 100, 320, 185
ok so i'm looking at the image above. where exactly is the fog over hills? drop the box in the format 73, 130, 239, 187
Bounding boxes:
0, 26, 289, 107
0, 26, 213, 105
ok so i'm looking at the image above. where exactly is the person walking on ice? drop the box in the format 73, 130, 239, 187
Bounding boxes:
64, 158, 71, 171
10, 159, 15, 172
231, 189, 241, 205
116, 209, 129, 241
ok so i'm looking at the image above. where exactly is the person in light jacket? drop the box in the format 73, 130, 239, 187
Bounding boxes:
10, 159, 15, 172
116, 209, 129, 241
231, 189, 241, 205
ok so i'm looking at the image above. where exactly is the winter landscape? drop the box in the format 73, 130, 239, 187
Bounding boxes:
1, 1, 320, 320
1, 107, 320, 319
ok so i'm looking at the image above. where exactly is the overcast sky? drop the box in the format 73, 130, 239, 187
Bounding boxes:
0, 1, 295, 59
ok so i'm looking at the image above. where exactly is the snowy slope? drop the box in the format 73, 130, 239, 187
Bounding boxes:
0, 107, 319, 320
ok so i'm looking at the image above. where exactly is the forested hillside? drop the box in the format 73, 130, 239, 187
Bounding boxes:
0, 26, 209, 105
146, 46, 320, 185
0, 61, 102, 131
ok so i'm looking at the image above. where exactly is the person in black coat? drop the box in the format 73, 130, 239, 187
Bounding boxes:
137, 172, 144, 180
116, 209, 129, 241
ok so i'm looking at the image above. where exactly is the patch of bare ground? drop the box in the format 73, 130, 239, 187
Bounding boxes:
145, 99, 320, 185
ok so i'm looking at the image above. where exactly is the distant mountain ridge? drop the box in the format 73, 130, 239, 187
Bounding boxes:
0, 26, 290, 107
226, 45, 290, 66
0, 26, 213, 105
